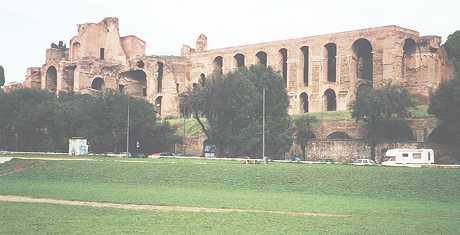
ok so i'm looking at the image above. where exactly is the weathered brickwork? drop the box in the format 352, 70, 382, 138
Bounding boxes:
23, 17, 454, 118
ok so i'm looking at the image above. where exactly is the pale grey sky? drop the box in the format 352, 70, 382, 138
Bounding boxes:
0, 0, 458, 83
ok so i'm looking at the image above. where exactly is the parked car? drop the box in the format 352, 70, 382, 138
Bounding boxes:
319, 159, 336, 164
351, 159, 377, 166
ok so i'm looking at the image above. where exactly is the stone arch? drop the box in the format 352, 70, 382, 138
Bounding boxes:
155, 96, 163, 117
352, 38, 373, 81
120, 70, 147, 97
213, 56, 223, 74
324, 89, 337, 111
324, 43, 337, 82
327, 132, 352, 140
234, 53, 245, 68
299, 92, 309, 113
91, 77, 105, 91
300, 46, 309, 86
46, 66, 57, 93
156, 62, 164, 93
279, 48, 288, 88
256, 51, 268, 67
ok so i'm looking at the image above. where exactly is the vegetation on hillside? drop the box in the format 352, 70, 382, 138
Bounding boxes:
181, 65, 292, 158
0, 89, 180, 153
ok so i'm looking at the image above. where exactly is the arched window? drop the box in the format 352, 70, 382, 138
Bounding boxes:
234, 53, 245, 68
403, 38, 417, 56
325, 43, 337, 82
324, 89, 336, 111
300, 46, 309, 86
256, 51, 268, 67
155, 96, 163, 117
299, 92, 309, 113
213, 56, 223, 74
352, 39, 373, 81
157, 62, 164, 93
327, 132, 352, 140
279, 48, 288, 88
91, 77, 105, 91
46, 66, 57, 93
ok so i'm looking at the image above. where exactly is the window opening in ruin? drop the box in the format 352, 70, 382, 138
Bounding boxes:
137, 60, 145, 69
192, 83, 198, 90
300, 46, 309, 86
352, 39, 373, 81
118, 84, 125, 93
403, 38, 417, 56
324, 89, 337, 111
119, 70, 147, 97
300, 92, 309, 113
157, 62, 164, 93
200, 73, 206, 87
100, 48, 105, 60
72, 42, 81, 60
326, 132, 352, 140
155, 96, 163, 117
46, 66, 58, 93
256, 51, 268, 67
234, 53, 245, 68
91, 77, 105, 91
142, 88, 147, 97
213, 56, 223, 74
279, 48, 288, 88
325, 43, 337, 82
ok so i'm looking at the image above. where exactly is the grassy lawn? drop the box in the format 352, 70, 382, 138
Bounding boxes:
0, 156, 459, 234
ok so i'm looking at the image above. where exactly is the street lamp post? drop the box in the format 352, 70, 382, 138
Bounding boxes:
126, 100, 130, 158
262, 87, 267, 164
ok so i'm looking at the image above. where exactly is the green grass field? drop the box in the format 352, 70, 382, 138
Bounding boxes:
0, 155, 459, 234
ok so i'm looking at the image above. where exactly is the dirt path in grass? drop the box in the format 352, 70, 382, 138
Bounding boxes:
0, 195, 349, 218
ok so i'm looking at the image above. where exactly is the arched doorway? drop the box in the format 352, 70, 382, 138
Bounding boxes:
119, 70, 147, 97
213, 56, 223, 74
324, 43, 337, 82
46, 66, 58, 93
299, 92, 309, 113
352, 38, 373, 81
324, 89, 337, 111
234, 53, 245, 68
279, 48, 288, 88
91, 77, 105, 91
327, 132, 352, 140
256, 51, 268, 67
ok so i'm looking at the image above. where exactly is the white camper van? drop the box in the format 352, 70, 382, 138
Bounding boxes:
382, 149, 434, 166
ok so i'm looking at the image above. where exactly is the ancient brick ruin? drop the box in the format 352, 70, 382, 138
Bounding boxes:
22, 17, 456, 160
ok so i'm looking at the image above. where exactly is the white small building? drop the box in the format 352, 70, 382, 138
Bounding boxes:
69, 138, 89, 156
382, 149, 434, 166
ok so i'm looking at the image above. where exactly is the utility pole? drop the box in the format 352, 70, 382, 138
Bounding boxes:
126, 100, 130, 158
262, 87, 267, 164
183, 105, 186, 155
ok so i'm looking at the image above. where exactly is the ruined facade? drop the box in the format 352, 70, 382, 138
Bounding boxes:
24, 17, 454, 117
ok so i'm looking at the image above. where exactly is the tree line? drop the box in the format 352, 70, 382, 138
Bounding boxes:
0, 89, 180, 153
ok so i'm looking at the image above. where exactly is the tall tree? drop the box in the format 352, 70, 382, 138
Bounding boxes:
428, 74, 460, 145
351, 85, 415, 160
444, 30, 460, 74
182, 65, 292, 159
0, 65, 5, 87
292, 116, 317, 160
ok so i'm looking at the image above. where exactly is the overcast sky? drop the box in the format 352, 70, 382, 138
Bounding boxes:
1, 0, 459, 83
